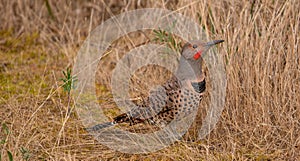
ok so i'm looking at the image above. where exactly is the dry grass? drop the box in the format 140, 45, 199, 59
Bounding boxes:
0, 0, 299, 160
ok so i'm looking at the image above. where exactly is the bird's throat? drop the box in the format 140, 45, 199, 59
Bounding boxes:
176, 57, 204, 83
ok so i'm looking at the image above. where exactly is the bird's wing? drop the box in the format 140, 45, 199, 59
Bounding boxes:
113, 76, 182, 124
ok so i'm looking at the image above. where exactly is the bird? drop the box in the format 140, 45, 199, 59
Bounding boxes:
86, 39, 224, 132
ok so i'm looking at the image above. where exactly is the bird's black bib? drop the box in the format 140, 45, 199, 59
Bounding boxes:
191, 79, 206, 93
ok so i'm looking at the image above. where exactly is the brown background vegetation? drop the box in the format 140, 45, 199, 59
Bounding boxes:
0, 0, 299, 160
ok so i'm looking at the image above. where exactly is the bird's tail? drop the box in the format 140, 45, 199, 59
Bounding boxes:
85, 122, 115, 132
86, 113, 142, 132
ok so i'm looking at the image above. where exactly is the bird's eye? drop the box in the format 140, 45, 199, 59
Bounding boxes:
192, 44, 197, 49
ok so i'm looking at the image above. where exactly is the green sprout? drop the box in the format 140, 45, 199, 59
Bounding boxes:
61, 68, 77, 93
20, 147, 30, 161
0, 123, 13, 161
153, 21, 182, 53
60, 68, 77, 115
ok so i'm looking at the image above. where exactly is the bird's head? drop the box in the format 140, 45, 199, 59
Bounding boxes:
181, 40, 224, 61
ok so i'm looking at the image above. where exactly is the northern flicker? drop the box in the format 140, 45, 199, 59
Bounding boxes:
87, 39, 224, 132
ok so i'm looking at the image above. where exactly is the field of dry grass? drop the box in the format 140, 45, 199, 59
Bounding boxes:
0, 0, 299, 160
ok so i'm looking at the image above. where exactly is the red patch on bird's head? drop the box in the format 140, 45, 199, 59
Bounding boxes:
193, 51, 202, 60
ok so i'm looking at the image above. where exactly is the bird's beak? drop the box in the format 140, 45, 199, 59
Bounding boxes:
205, 40, 224, 47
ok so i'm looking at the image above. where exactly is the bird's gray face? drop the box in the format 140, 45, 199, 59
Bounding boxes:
181, 40, 224, 61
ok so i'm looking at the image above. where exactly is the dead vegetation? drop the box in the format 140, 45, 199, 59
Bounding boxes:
0, 0, 299, 160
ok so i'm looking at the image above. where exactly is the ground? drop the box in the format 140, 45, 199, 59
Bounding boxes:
0, 0, 299, 160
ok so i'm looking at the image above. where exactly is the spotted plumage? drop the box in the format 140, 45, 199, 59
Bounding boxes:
87, 40, 224, 132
